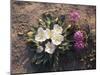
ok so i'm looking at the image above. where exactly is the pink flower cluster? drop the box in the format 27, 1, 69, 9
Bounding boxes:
69, 10, 80, 22
73, 31, 85, 50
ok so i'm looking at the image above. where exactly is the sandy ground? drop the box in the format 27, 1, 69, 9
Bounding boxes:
11, 0, 96, 74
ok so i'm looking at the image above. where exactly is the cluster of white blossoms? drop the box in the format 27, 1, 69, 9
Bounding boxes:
35, 24, 64, 54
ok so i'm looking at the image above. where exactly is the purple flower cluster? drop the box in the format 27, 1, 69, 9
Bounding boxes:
74, 31, 84, 41
73, 31, 85, 50
74, 41, 85, 49
69, 10, 80, 22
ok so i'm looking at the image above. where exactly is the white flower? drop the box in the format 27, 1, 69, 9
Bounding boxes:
45, 24, 64, 45
45, 42, 56, 54
35, 24, 64, 46
45, 28, 51, 39
51, 34, 64, 45
37, 46, 43, 53
35, 27, 46, 42
50, 25, 64, 45
53, 24, 63, 34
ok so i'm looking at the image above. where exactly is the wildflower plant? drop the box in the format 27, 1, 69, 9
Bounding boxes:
26, 11, 95, 71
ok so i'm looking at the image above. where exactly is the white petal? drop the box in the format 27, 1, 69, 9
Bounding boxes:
35, 27, 46, 42
37, 46, 43, 53
45, 42, 56, 54
45, 28, 51, 39
37, 27, 44, 33
53, 24, 63, 34
51, 34, 64, 45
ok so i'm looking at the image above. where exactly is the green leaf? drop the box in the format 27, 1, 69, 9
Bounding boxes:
62, 42, 68, 46
36, 59, 44, 64
31, 58, 36, 63
42, 13, 53, 28
58, 46, 64, 49
42, 58, 48, 64
27, 38, 34, 43
46, 17, 51, 25
57, 15, 65, 26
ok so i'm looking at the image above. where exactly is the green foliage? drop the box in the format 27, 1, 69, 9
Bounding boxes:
26, 13, 96, 71
31, 52, 53, 65
26, 13, 72, 68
